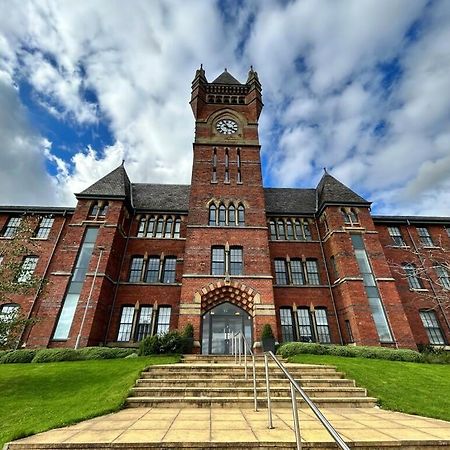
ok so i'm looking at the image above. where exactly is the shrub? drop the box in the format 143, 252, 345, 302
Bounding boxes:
261, 324, 275, 340
32, 348, 81, 363
77, 347, 135, 360
417, 344, 450, 364
0, 349, 36, 364
181, 323, 194, 354
159, 331, 185, 354
277, 342, 425, 363
139, 335, 161, 356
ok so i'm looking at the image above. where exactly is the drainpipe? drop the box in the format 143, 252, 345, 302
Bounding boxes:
315, 220, 344, 344
20, 211, 68, 346
405, 222, 450, 331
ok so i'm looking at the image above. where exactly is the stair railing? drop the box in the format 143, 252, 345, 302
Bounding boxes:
232, 331, 258, 411
264, 351, 350, 450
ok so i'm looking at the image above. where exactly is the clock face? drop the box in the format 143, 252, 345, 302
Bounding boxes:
216, 119, 238, 135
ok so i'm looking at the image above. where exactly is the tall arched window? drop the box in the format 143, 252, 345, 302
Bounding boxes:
238, 205, 245, 226
228, 204, 236, 225
173, 218, 181, 238
164, 218, 173, 238
277, 220, 286, 239
209, 204, 217, 226
218, 204, 226, 226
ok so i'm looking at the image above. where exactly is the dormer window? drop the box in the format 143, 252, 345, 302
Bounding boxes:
89, 201, 108, 219
341, 208, 359, 226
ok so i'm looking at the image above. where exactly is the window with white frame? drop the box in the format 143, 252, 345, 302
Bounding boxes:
117, 306, 134, 341
89, 202, 108, 218
435, 265, 450, 290
341, 208, 359, 225
315, 308, 331, 343
128, 255, 177, 284
17, 256, 38, 283
211, 246, 243, 276
417, 227, 433, 246
34, 217, 54, 239
280, 308, 295, 342
388, 226, 406, 246
273, 258, 320, 286
403, 263, 423, 289
208, 202, 245, 226
2, 217, 22, 237
156, 306, 171, 334
269, 218, 312, 241
137, 215, 181, 239
297, 308, 314, 342
419, 310, 445, 345
117, 305, 169, 342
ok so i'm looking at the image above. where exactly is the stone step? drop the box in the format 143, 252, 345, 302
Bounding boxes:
15, 442, 449, 449
126, 396, 378, 408
140, 370, 346, 380
135, 377, 356, 388
130, 386, 367, 398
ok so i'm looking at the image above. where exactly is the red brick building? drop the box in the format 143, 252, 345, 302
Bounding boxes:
1, 68, 449, 352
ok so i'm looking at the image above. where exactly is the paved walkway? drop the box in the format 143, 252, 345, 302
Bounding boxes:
8, 407, 450, 447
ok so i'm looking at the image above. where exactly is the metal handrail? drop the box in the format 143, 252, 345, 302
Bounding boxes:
265, 351, 350, 450
232, 331, 258, 411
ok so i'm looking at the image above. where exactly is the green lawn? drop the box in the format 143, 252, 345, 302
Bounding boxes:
0, 355, 180, 447
289, 354, 450, 421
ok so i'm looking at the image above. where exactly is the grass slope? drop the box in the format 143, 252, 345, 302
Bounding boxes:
0, 355, 179, 446
289, 354, 450, 421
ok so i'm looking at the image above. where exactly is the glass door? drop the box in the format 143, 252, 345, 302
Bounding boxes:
201, 302, 252, 354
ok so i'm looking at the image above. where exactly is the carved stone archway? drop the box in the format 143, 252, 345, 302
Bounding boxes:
194, 281, 261, 316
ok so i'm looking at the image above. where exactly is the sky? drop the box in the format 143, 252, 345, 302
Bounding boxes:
0, 0, 449, 215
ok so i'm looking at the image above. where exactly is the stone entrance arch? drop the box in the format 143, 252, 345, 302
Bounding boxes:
193, 281, 261, 354
193, 280, 261, 315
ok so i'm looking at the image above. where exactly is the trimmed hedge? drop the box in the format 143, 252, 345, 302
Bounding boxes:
0, 347, 137, 364
0, 349, 37, 364
32, 348, 81, 363
277, 342, 424, 363
77, 347, 135, 360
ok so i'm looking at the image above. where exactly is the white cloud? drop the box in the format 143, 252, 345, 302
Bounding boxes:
0, 0, 449, 216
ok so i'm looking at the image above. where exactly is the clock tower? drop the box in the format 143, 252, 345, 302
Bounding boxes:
178, 66, 277, 353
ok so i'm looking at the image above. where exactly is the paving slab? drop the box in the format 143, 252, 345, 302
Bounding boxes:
6, 407, 450, 449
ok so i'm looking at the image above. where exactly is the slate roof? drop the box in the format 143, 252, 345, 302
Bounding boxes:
132, 184, 190, 212
211, 70, 242, 85
316, 173, 369, 211
372, 215, 450, 224
77, 164, 131, 199
264, 188, 316, 215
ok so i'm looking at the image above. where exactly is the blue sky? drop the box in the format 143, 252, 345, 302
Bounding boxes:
0, 0, 449, 215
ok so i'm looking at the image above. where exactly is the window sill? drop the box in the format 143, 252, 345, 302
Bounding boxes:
123, 282, 181, 286
30, 237, 49, 241
421, 245, 440, 249
389, 244, 410, 249
0, 236, 13, 240
274, 284, 325, 288
410, 288, 429, 292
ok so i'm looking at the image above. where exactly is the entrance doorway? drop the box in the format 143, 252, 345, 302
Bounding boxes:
201, 302, 252, 354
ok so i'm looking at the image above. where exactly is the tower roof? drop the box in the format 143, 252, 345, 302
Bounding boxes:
316, 172, 370, 211
211, 69, 242, 85
77, 163, 131, 200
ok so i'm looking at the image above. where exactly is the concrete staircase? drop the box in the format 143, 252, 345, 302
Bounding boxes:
126, 355, 377, 409
7, 354, 450, 449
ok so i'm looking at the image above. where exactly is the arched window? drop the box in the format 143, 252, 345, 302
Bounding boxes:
209, 204, 217, 226
349, 209, 359, 224
137, 218, 146, 237
341, 208, 352, 224
277, 220, 286, 239
164, 218, 173, 238
147, 217, 156, 237
269, 220, 277, 240
286, 220, 294, 240
228, 204, 236, 226
238, 204, 245, 226
173, 218, 181, 238
218, 204, 226, 226
155, 218, 164, 238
